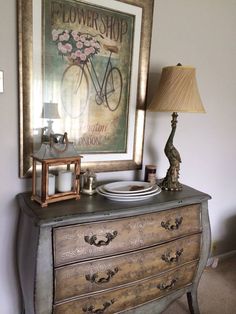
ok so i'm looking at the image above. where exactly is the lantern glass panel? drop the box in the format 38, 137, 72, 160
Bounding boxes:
35, 161, 42, 198
47, 168, 56, 196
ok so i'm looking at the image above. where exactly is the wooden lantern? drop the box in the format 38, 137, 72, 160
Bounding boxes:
31, 133, 82, 207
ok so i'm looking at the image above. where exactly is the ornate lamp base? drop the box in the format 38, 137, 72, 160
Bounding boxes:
160, 112, 182, 192
160, 173, 182, 191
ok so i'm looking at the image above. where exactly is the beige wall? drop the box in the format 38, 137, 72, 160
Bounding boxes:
144, 0, 236, 256
0, 0, 236, 312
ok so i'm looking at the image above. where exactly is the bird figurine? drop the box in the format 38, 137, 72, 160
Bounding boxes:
161, 112, 182, 191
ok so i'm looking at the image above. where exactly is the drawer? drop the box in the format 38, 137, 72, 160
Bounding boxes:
53, 204, 201, 266
53, 261, 198, 314
54, 233, 201, 302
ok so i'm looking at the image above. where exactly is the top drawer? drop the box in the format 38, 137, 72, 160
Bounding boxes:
53, 204, 201, 267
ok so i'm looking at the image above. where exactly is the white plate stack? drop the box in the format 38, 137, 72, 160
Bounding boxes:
96, 181, 161, 202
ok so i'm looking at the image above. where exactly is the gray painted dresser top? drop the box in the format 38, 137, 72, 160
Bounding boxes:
18, 184, 211, 227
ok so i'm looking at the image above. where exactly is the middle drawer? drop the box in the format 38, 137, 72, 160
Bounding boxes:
54, 233, 201, 302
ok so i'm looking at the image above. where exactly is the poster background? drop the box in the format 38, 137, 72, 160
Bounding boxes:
43, 0, 135, 154
18, 0, 154, 177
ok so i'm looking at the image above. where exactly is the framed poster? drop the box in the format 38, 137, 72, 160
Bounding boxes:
18, 0, 154, 177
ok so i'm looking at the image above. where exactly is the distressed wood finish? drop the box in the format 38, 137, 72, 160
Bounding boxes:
54, 262, 198, 314
54, 234, 201, 301
53, 204, 201, 266
16, 185, 211, 314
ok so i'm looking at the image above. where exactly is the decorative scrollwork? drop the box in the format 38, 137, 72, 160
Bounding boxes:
50, 132, 69, 153
82, 299, 115, 313
85, 267, 119, 284
161, 248, 184, 263
161, 217, 183, 231
157, 278, 178, 291
84, 231, 118, 247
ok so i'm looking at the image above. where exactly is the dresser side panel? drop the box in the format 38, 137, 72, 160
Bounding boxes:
35, 226, 54, 314
17, 209, 39, 314
194, 200, 211, 284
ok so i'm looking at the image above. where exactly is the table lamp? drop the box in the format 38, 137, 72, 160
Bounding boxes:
41, 101, 61, 141
148, 64, 205, 191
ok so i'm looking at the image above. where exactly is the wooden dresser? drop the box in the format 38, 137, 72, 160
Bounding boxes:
17, 184, 211, 314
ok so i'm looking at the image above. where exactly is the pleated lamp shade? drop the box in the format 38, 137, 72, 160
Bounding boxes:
41, 102, 61, 119
149, 65, 205, 113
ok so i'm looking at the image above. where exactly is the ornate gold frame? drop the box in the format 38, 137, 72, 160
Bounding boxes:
17, 0, 154, 177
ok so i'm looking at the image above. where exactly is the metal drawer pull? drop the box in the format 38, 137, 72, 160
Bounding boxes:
85, 267, 119, 284
157, 278, 178, 291
84, 231, 118, 247
161, 217, 183, 230
82, 299, 115, 313
161, 248, 184, 263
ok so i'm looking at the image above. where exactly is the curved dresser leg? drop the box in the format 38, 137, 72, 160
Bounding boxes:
187, 290, 200, 314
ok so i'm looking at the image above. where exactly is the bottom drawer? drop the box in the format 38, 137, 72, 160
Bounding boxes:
53, 261, 198, 314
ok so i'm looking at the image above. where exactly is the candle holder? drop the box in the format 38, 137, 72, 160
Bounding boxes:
81, 168, 97, 195
31, 133, 82, 207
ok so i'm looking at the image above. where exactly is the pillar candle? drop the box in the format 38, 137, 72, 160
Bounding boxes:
58, 170, 72, 192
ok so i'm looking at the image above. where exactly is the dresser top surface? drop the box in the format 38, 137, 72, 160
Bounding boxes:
17, 184, 211, 227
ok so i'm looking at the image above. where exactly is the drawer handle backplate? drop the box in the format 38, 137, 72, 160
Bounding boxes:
161, 217, 183, 231
162, 248, 184, 264
84, 231, 118, 247
157, 278, 178, 291
82, 299, 115, 313
85, 267, 119, 284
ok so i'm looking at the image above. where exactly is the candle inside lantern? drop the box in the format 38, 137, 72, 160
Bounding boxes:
58, 170, 72, 192
48, 174, 56, 195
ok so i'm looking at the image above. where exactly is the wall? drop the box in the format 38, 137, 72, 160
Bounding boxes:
0, 0, 236, 313
144, 0, 236, 256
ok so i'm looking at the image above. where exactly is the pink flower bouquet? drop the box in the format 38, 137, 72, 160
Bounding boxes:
52, 29, 101, 64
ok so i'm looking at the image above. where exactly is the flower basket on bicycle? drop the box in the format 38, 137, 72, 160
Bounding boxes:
52, 30, 101, 65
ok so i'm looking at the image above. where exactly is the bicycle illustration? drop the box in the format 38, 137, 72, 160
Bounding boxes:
52, 29, 123, 118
